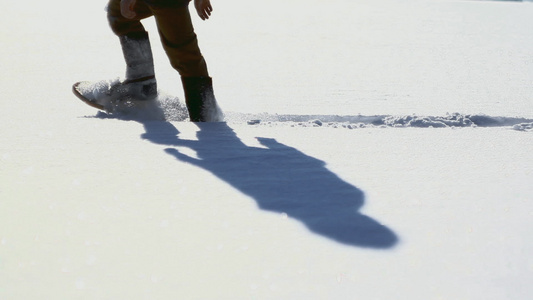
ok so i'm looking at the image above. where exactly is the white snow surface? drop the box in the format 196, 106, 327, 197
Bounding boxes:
1, 0, 533, 299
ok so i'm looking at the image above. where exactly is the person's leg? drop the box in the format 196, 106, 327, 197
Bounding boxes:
148, 3, 209, 77
106, 0, 157, 100
147, 2, 222, 121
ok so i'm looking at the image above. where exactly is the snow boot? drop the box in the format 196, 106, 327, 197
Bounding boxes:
73, 31, 157, 110
108, 31, 157, 101
181, 76, 224, 122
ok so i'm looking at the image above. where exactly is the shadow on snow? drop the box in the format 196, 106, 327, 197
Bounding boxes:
140, 120, 398, 249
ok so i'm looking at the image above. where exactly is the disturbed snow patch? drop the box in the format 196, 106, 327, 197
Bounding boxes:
228, 112, 533, 130
78, 78, 189, 121
94, 93, 189, 122
79, 78, 225, 122
382, 114, 474, 128
513, 122, 533, 132
75, 78, 188, 121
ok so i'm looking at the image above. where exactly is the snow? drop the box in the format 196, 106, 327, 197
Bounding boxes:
1, 0, 532, 299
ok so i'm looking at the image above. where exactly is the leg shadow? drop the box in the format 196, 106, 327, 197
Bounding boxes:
141, 121, 398, 249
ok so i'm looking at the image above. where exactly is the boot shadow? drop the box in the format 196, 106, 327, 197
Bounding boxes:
141, 121, 398, 248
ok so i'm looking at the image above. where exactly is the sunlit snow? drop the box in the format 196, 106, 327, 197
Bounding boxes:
1, 0, 532, 299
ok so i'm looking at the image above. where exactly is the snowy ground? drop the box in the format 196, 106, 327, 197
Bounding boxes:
1, 0, 532, 299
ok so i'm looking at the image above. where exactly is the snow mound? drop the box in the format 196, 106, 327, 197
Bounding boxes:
513, 122, 533, 132
106, 94, 224, 122
226, 112, 533, 130
94, 93, 189, 121
382, 114, 472, 128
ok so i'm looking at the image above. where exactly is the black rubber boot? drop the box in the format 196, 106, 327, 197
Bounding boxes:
181, 76, 223, 122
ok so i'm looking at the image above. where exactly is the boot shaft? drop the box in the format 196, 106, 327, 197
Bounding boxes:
181, 76, 223, 122
119, 32, 155, 81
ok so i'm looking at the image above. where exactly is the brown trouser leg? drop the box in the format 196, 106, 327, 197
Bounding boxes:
107, 0, 209, 78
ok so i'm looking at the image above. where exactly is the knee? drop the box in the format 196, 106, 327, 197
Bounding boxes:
106, 5, 146, 36
106, 4, 125, 35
